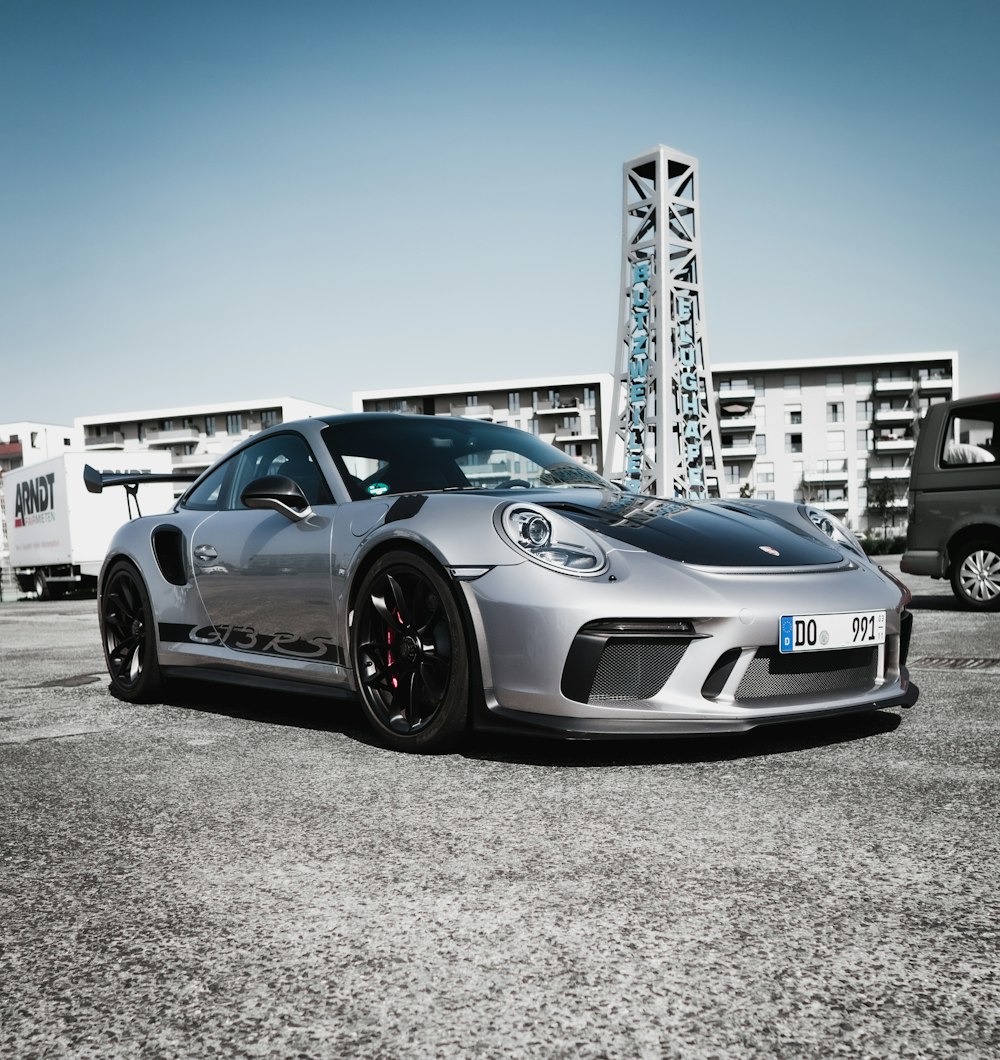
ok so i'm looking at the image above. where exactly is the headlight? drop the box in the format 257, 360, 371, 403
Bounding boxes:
497, 503, 608, 576
800, 505, 866, 558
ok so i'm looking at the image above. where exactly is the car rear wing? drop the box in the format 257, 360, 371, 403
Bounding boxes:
83, 464, 201, 518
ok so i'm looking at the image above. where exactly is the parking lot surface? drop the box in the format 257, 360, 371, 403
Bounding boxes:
1, 559, 998, 1058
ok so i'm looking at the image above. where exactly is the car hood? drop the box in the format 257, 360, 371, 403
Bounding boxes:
539, 490, 846, 568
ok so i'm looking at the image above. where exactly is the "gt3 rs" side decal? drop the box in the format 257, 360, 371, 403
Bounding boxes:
158, 623, 344, 664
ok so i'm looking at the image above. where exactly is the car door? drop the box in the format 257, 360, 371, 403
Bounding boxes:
190, 432, 344, 671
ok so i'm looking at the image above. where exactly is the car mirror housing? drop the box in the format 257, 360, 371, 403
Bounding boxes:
240, 475, 313, 521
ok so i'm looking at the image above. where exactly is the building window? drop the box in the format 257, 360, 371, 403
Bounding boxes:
827, 402, 844, 423
784, 374, 800, 395
227, 413, 243, 435
757, 462, 774, 483
754, 404, 766, 425
826, 372, 843, 393
827, 431, 846, 452
857, 458, 867, 481
725, 464, 740, 485
786, 433, 803, 454
466, 395, 478, 407
856, 400, 873, 420
205, 416, 216, 436
857, 428, 871, 451
784, 405, 802, 425
261, 409, 281, 429
755, 434, 767, 455
583, 387, 596, 409
758, 490, 775, 500
160, 419, 174, 431
508, 392, 520, 414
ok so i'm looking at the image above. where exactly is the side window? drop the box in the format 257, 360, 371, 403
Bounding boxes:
181, 460, 232, 511
941, 403, 1000, 467
230, 433, 333, 508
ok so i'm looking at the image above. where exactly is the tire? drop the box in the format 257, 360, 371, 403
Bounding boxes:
351, 551, 471, 752
950, 541, 1000, 611
100, 560, 164, 702
33, 571, 50, 601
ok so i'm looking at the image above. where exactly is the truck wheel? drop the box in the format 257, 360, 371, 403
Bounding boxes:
950, 541, 1000, 611
101, 560, 164, 702
33, 572, 50, 601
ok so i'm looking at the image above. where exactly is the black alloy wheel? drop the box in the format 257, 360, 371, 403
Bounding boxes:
951, 541, 1000, 611
101, 560, 164, 701
351, 551, 471, 752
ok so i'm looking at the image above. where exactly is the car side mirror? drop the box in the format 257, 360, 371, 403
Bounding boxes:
240, 475, 313, 522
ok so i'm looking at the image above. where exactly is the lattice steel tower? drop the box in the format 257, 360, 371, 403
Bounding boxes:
605, 145, 723, 498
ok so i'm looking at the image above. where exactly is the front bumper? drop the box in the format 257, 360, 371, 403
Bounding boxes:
462, 550, 916, 737
473, 680, 919, 739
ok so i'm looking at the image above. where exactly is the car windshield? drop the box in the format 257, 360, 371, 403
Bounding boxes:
322, 417, 613, 500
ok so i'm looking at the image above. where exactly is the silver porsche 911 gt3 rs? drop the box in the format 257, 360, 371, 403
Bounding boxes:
88, 413, 917, 752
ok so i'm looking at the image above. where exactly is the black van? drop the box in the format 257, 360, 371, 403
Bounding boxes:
901, 394, 1000, 609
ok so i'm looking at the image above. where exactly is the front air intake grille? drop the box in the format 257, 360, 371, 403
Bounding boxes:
588, 640, 688, 703
735, 646, 878, 701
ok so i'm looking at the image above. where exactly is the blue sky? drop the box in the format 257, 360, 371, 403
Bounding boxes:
2, 0, 997, 424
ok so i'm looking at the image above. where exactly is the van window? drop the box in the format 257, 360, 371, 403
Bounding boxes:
940, 402, 1000, 467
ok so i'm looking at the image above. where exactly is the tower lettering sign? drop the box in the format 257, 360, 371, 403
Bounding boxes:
605, 145, 723, 498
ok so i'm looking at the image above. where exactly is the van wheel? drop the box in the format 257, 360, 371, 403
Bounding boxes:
951, 541, 1000, 611
33, 571, 51, 601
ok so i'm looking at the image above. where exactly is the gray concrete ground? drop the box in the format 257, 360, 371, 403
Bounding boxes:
1, 560, 997, 1059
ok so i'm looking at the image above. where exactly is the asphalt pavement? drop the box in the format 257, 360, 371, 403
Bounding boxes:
1, 559, 997, 1059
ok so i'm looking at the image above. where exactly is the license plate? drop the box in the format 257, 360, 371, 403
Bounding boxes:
779, 610, 886, 653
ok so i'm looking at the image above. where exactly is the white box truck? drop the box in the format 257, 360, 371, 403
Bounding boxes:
2, 452, 177, 599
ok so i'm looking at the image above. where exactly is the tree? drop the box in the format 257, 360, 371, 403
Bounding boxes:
866, 478, 896, 538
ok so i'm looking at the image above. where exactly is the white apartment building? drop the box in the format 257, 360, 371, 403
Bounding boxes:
712, 352, 957, 532
0, 421, 78, 473
353, 374, 615, 475
74, 396, 342, 490
355, 354, 957, 534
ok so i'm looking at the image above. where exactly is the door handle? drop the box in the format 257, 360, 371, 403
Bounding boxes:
193, 544, 218, 563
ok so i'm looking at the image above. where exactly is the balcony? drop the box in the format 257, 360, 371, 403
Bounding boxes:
920, 375, 954, 393
716, 385, 756, 405
873, 378, 915, 394
874, 436, 915, 453
554, 428, 598, 442
720, 444, 757, 460
719, 417, 756, 432
814, 498, 849, 512
875, 408, 915, 425
449, 404, 495, 420
535, 399, 581, 415
803, 461, 849, 483
146, 428, 201, 446
173, 452, 213, 469
84, 431, 125, 449
867, 466, 911, 480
